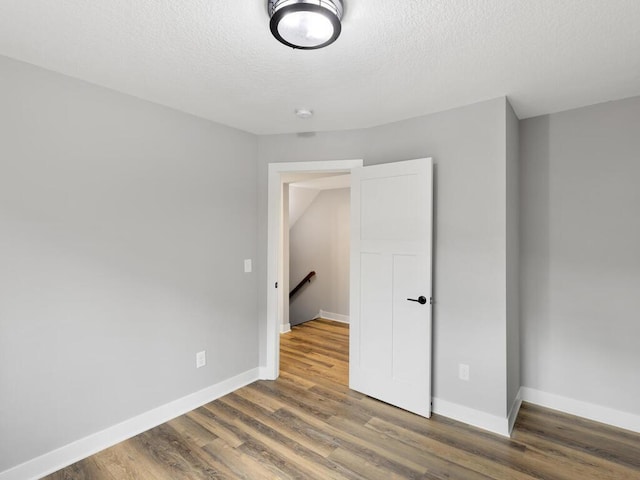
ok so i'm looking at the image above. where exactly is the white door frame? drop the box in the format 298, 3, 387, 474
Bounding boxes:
264, 159, 363, 380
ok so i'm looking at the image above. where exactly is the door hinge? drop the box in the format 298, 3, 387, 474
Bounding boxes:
430, 297, 433, 305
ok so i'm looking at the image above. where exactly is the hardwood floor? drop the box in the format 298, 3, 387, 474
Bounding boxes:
45, 319, 640, 479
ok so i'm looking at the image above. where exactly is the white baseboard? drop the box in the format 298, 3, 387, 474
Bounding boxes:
280, 322, 291, 334
318, 310, 350, 324
258, 366, 277, 381
507, 390, 523, 434
0, 368, 260, 480
433, 388, 639, 438
520, 387, 640, 434
432, 397, 511, 437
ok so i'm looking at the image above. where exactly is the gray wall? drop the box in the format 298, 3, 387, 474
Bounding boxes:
520, 96, 640, 415
258, 98, 513, 418
0, 56, 259, 472
289, 188, 350, 325
506, 101, 521, 412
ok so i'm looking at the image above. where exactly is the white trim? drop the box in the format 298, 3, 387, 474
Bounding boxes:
520, 387, 640, 433
507, 389, 523, 434
432, 397, 510, 437
265, 159, 363, 380
0, 368, 260, 480
318, 310, 350, 324
258, 366, 273, 380
280, 322, 291, 334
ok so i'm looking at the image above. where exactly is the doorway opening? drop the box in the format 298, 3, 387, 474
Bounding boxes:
264, 159, 363, 380
287, 173, 351, 330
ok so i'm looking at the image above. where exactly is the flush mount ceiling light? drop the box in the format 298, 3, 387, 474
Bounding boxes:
268, 0, 344, 50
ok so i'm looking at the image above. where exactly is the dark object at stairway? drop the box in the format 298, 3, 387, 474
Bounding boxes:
290, 271, 316, 298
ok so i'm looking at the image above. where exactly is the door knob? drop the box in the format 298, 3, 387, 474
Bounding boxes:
407, 296, 427, 305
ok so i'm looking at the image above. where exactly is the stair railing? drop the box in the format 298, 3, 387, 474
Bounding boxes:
290, 271, 316, 298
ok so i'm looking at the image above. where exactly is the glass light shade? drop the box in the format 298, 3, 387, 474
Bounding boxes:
269, 1, 343, 50
277, 11, 335, 48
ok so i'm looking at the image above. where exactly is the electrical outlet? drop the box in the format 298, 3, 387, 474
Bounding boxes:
244, 259, 252, 273
196, 351, 206, 369
459, 363, 470, 381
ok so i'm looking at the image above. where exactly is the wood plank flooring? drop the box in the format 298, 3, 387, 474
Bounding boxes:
45, 319, 640, 479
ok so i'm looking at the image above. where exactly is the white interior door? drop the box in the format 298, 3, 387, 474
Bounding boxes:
349, 158, 433, 417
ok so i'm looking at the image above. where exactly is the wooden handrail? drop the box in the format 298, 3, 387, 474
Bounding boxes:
290, 271, 316, 298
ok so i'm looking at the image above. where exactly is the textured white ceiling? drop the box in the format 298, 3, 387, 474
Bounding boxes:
1, 1, 639, 134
